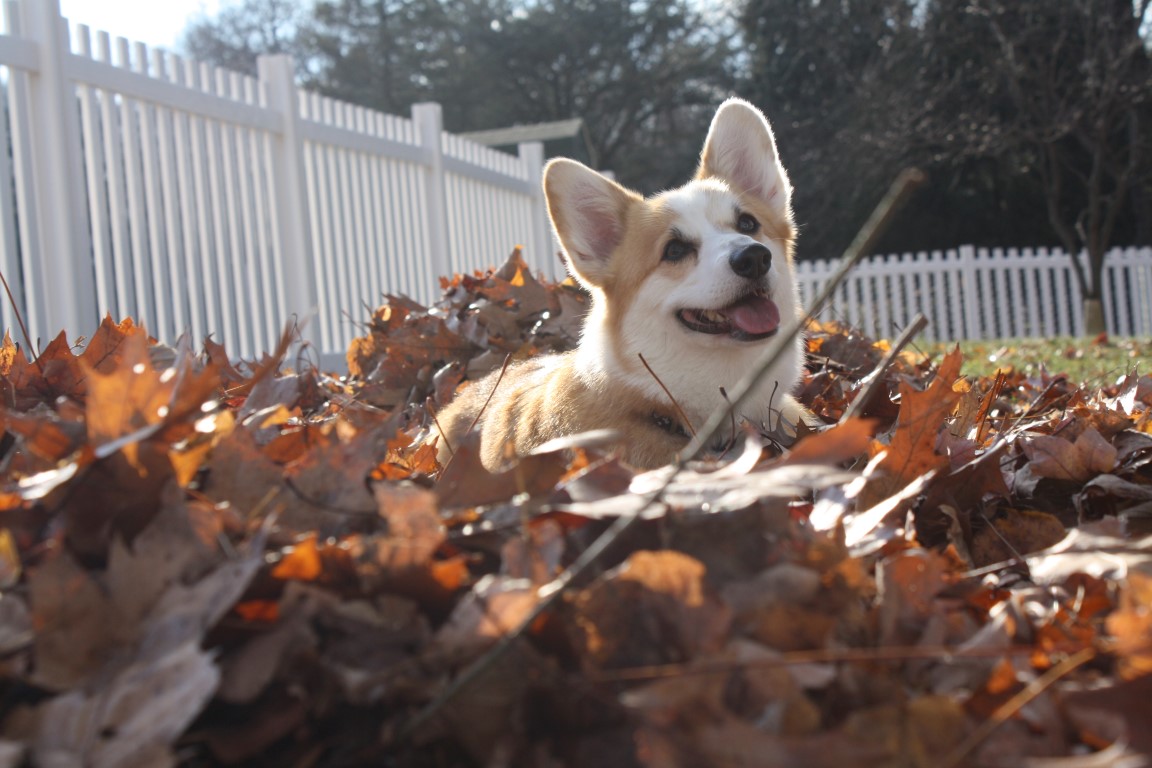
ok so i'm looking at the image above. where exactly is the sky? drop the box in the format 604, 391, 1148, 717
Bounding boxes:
58, 0, 219, 51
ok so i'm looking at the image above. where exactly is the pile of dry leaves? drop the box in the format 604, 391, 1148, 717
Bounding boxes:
0, 248, 1150, 767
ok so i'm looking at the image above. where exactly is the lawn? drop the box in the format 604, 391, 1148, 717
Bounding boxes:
927, 335, 1151, 385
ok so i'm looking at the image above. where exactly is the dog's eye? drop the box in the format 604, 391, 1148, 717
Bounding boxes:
737, 213, 759, 234
662, 239, 694, 262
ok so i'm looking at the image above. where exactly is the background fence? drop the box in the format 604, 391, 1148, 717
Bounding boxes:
1, 1, 1148, 372
0, 0, 554, 368
797, 245, 1152, 342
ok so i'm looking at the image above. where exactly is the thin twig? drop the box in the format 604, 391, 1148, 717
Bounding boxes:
1011, 375, 1069, 429
394, 168, 925, 744
839, 313, 928, 424
975, 369, 1009, 444
592, 642, 1042, 683
438, 353, 515, 474
938, 646, 1096, 768
467, 353, 514, 435
283, 477, 376, 516
717, 386, 737, 458
976, 510, 1030, 577
425, 396, 454, 458
0, 268, 43, 374
638, 352, 697, 437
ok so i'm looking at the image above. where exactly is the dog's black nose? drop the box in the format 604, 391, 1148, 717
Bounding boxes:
729, 244, 772, 279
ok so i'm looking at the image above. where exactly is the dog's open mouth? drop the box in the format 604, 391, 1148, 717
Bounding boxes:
676, 293, 781, 341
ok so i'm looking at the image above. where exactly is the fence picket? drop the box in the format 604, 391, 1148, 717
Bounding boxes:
246, 93, 278, 348
75, 26, 116, 322
170, 53, 205, 339
152, 49, 188, 339
134, 42, 171, 341
307, 96, 336, 351
360, 113, 384, 307
185, 58, 221, 347
1035, 247, 1054, 336
20, 1, 94, 337
219, 70, 250, 357
1032, 252, 1050, 336
1053, 249, 1068, 336
1116, 256, 1133, 336
1134, 247, 1152, 335
347, 109, 370, 313
333, 103, 351, 326
0, 5, 23, 338
0, 41, 23, 335
1009, 247, 1026, 336
974, 248, 993, 340
116, 38, 152, 329
838, 258, 855, 331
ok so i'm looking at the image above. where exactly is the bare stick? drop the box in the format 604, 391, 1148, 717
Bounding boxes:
975, 510, 1029, 575
838, 312, 928, 424
466, 353, 514, 435
425, 396, 455, 458
438, 353, 515, 474
718, 386, 737, 456
592, 641, 1043, 683
938, 646, 1096, 768
638, 352, 697, 437
0, 269, 43, 374
396, 168, 924, 744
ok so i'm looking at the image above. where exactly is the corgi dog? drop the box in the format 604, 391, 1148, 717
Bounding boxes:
432, 98, 809, 470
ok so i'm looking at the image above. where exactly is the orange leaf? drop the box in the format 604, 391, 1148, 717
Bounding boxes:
271, 536, 322, 582
233, 600, 281, 623
785, 417, 876, 465
862, 348, 964, 506
431, 556, 469, 591
79, 315, 138, 374
81, 324, 172, 469
1107, 571, 1152, 680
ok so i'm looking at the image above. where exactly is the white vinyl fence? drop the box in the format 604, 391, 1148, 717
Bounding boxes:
797, 245, 1152, 341
0, 0, 554, 367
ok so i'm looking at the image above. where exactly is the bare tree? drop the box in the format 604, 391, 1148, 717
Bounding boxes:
181, 0, 309, 77
917, 0, 1152, 334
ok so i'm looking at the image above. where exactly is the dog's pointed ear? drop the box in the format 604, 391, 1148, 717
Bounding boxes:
544, 159, 637, 287
697, 98, 792, 218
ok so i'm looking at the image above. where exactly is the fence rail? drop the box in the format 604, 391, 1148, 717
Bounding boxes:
796, 245, 1152, 341
0, 0, 555, 367
1, 1, 1149, 372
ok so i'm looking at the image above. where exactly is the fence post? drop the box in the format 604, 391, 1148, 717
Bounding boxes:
257, 54, 318, 350
22, 0, 97, 342
0, 4, 26, 339
517, 140, 554, 278
959, 244, 980, 340
412, 103, 452, 281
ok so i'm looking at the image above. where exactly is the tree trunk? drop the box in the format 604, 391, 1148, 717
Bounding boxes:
1082, 298, 1107, 337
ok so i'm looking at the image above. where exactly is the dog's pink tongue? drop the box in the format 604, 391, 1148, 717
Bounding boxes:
727, 294, 781, 335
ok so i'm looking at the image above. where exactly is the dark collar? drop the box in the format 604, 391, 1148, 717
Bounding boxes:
649, 410, 691, 439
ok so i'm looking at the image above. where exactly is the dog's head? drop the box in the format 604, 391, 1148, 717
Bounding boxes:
544, 99, 797, 370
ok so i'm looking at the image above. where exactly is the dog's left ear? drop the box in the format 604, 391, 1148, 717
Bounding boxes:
696, 98, 792, 219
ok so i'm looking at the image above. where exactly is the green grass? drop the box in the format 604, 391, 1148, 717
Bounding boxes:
923, 336, 1151, 386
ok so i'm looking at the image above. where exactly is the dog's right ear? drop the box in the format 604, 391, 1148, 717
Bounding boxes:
544, 159, 637, 287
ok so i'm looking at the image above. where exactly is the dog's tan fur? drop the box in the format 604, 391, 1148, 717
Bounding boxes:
431, 354, 694, 469
431, 98, 807, 470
